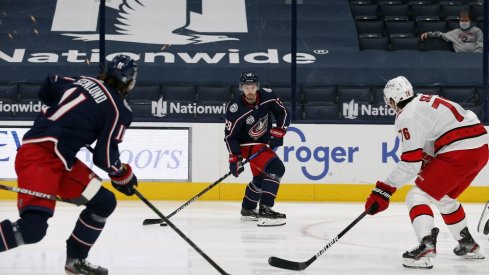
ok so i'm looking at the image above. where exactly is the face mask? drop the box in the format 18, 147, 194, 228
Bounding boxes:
460, 22, 471, 30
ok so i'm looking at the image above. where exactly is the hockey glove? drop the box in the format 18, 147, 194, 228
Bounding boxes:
420, 152, 434, 173
109, 164, 138, 196
269, 127, 286, 149
229, 154, 244, 177
365, 181, 397, 215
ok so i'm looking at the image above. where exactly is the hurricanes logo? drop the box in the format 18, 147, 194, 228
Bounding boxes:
52, 0, 248, 45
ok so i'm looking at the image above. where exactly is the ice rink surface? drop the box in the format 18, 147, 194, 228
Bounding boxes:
0, 200, 488, 275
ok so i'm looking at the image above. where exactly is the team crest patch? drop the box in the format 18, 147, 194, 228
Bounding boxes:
246, 115, 255, 125
229, 103, 238, 113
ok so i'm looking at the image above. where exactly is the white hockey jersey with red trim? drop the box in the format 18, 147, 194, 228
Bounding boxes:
385, 94, 488, 188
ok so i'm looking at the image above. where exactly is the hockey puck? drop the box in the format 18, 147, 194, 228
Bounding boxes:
160, 223, 168, 226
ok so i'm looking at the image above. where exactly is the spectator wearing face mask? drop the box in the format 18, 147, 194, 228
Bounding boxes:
420, 11, 483, 53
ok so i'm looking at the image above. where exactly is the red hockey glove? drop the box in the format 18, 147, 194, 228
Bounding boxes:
420, 152, 434, 173
109, 164, 138, 196
269, 127, 286, 149
365, 181, 397, 215
229, 154, 244, 177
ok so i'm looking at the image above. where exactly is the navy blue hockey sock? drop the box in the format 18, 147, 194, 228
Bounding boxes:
242, 176, 263, 210
0, 220, 18, 252
260, 177, 280, 207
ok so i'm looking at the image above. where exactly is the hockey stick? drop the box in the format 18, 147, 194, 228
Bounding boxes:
133, 188, 230, 275
0, 183, 76, 204
268, 207, 371, 271
142, 146, 268, 226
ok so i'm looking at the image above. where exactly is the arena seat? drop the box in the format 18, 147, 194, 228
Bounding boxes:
127, 85, 161, 104
442, 86, 478, 106
301, 85, 337, 105
196, 85, 232, 104
303, 104, 340, 121
161, 85, 197, 103
0, 84, 19, 102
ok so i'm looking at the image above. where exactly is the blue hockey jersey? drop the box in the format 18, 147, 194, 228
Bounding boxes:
22, 75, 132, 174
224, 88, 290, 155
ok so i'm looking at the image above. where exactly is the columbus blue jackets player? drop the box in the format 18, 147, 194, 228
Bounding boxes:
224, 72, 290, 226
0, 55, 139, 275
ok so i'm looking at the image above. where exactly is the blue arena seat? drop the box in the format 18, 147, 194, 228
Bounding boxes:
196, 85, 232, 104
301, 86, 337, 105
270, 86, 293, 103
18, 84, 41, 100
422, 38, 453, 51
359, 36, 389, 50
410, 4, 440, 19
390, 36, 420, 50
471, 2, 483, 20
161, 85, 197, 104
417, 20, 447, 33
303, 104, 340, 121
355, 19, 385, 35
350, 4, 379, 17
442, 87, 478, 106
128, 103, 157, 120
440, 3, 470, 20
0, 84, 19, 101
126, 85, 161, 103
379, 3, 410, 17
385, 19, 416, 36
337, 86, 372, 103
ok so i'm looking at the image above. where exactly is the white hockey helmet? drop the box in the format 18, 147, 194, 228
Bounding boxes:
383, 76, 414, 107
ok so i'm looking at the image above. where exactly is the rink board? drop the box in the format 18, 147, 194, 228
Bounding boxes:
1, 122, 488, 202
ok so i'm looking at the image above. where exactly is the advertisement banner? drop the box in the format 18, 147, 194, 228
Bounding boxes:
0, 127, 189, 181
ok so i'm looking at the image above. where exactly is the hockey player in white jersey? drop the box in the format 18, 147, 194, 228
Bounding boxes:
364, 76, 488, 269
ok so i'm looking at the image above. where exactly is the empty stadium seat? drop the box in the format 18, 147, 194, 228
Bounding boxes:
282, 102, 303, 120
161, 85, 196, 103
196, 85, 232, 104
447, 21, 460, 30
337, 86, 372, 103
471, 2, 483, 20
128, 103, 157, 120
0, 84, 18, 101
440, 3, 469, 20
417, 19, 447, 33
442, 86, 478, 106
379, 3, 410, 17
127, 85, 161, 103
415, 86, 442, 95
422, 38, 453, 51
355, 19, 384, 35
410, 4, 440, 19
350, 3, 379, 17
303, 104, 340, 121
385, 18, 416, 36
18, 84, 40, 100
301, 86, 337, 105
359, 35, 389, 50
270, 86, 293, 103
390, 35, 420, 50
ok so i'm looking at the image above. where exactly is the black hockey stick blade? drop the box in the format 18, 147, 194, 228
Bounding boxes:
268, 256, 313, 271
142, 218, 164, 225
268, 208, 371, 271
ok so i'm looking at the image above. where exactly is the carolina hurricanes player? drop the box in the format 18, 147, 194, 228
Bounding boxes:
224, 72, 290, 226
0, 55, 139, 275
364, 76, 488, 269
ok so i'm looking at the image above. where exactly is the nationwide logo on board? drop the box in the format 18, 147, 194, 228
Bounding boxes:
151, 97, 226, 117
0, 0, 325, 65
342, 99, 395, 120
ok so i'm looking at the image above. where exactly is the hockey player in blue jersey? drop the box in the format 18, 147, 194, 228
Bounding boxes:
0, 55, 139, 275
224, 72, 290, 226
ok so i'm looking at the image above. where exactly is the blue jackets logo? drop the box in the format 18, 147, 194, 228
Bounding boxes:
53, 0, 247, 45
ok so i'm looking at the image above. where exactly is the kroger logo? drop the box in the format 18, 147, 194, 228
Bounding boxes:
52, 0, 247, 45
342, 99, 395, 120
281, 127, 360, 180
151, 97, 226, 117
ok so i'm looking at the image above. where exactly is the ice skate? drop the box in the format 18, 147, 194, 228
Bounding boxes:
240, 208, 259, 221
453, 227, 485, 259
65, 257, 108, 275
257, 204, 286, 227
402, 227, 439, 269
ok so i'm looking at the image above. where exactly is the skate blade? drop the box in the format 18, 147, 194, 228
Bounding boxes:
240, 216, 259, 222
402, 257, 433, 269
460, 252, 485, 260
257, 218, 286, 227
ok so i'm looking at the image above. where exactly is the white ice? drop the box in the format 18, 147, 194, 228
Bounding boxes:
0, 201, 488, 275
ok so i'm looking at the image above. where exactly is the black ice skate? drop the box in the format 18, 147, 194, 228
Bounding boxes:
65, 257, 108, 275
453, 227, 485, 259
257, 204, 286, 227
240, 208, 259, 221
402, 227, 439, 269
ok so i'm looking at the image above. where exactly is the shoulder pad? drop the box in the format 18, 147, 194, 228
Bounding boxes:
263, 88, 272, 93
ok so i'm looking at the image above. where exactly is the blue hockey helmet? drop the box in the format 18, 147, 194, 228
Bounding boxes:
239, 72, 260, 90
106, 54, 138, 91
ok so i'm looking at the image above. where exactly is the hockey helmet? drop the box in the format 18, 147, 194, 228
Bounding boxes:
239, 72, 260, 90
383, 76, 414, 107
107, 54, 138, 91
